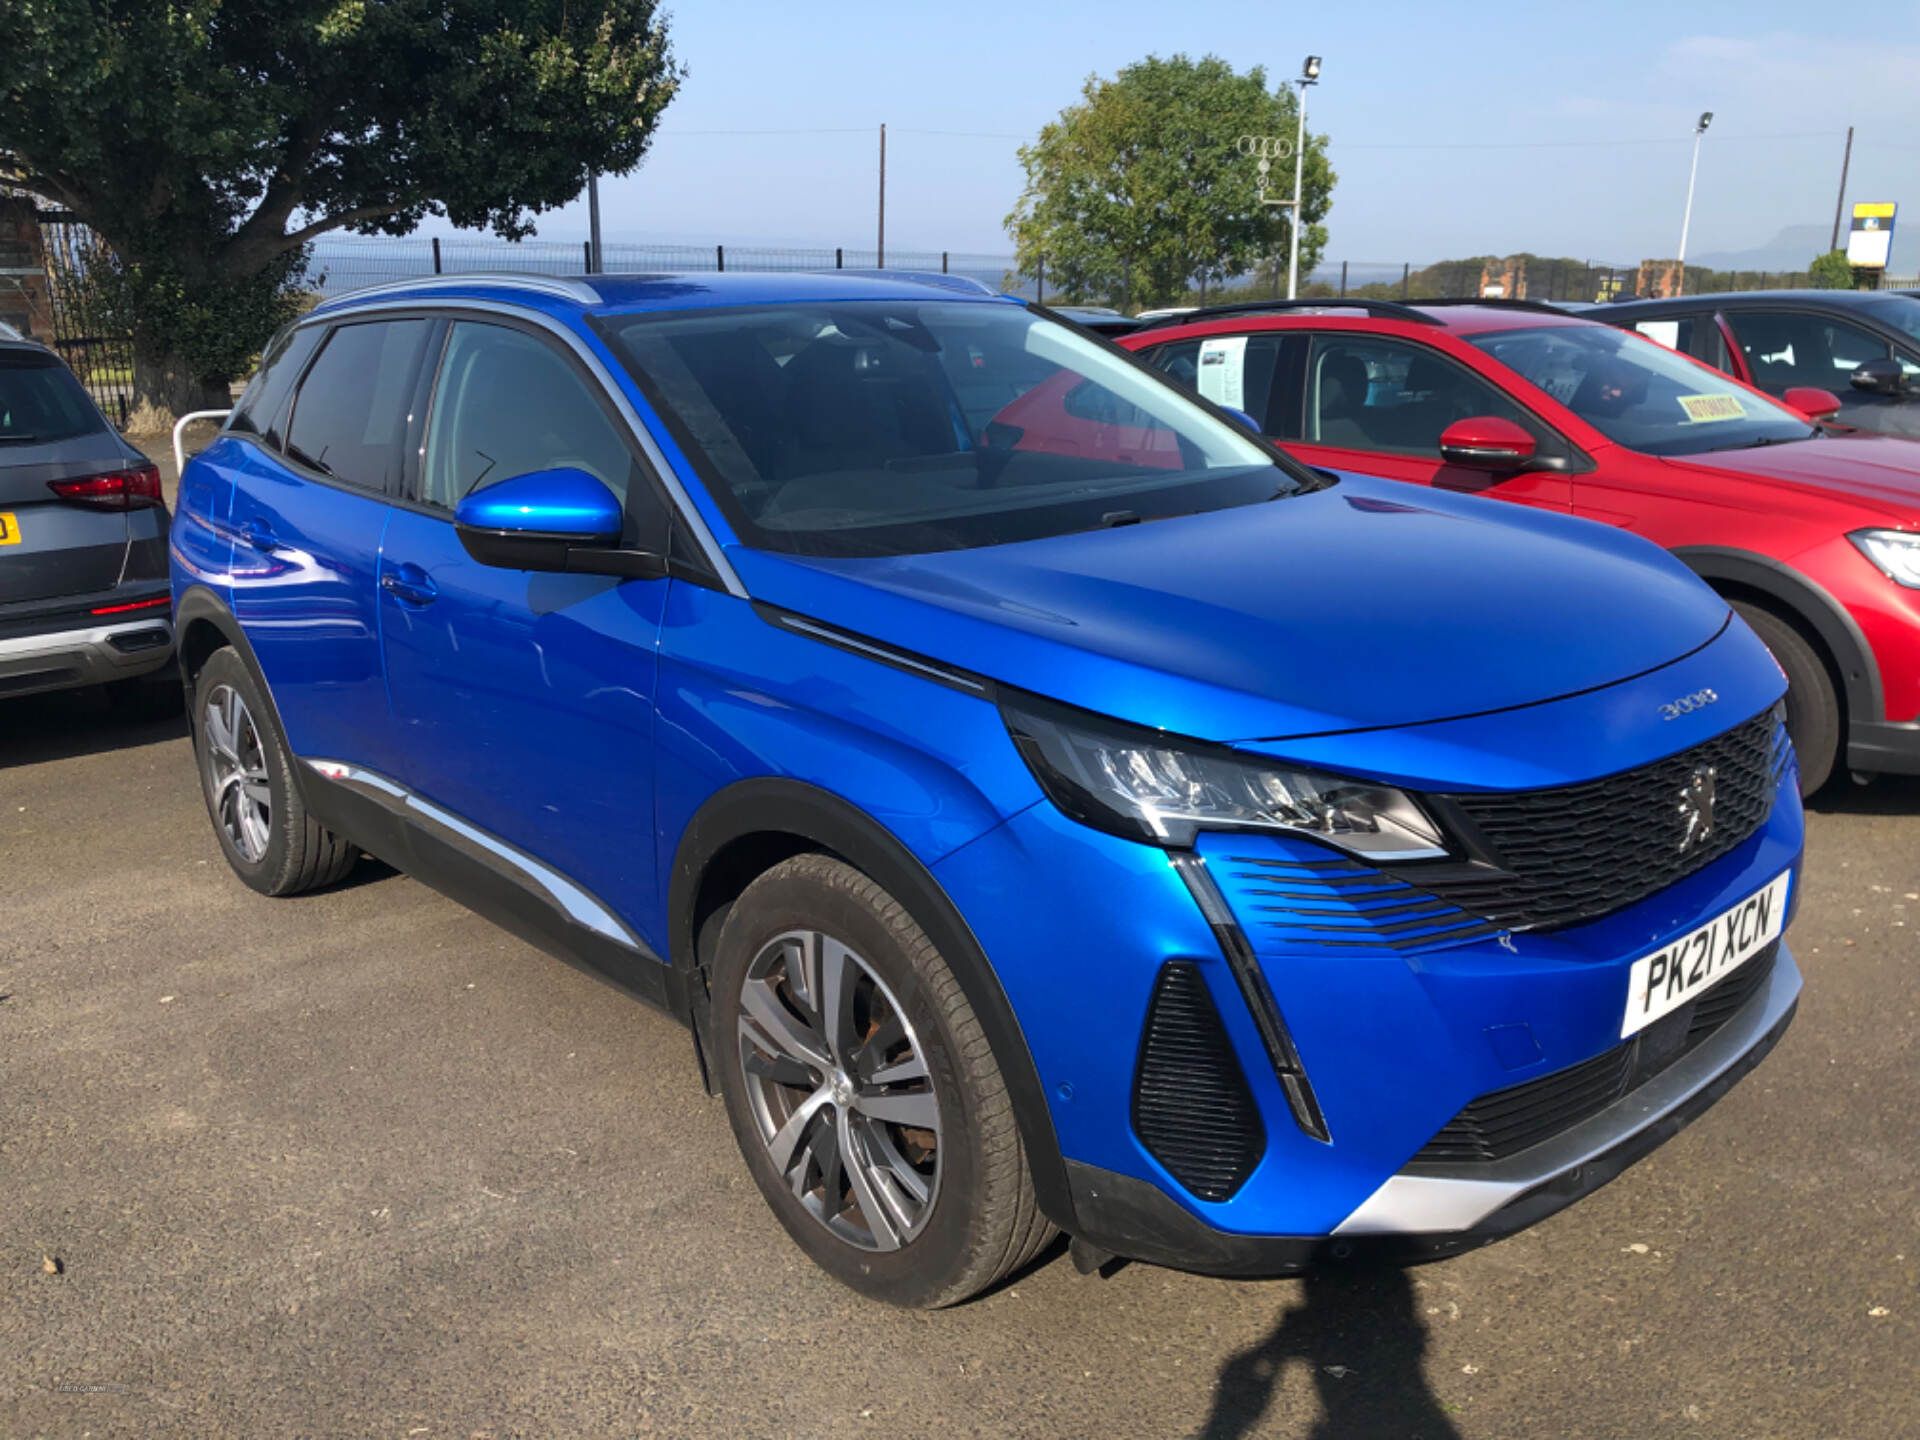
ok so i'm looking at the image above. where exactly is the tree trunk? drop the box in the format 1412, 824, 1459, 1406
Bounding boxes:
128, 341, 232, 436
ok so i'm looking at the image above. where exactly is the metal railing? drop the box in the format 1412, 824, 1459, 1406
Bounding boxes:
35, 211, 136, 426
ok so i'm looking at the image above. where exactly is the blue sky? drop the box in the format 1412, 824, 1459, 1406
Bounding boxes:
487, 0, 1920, 271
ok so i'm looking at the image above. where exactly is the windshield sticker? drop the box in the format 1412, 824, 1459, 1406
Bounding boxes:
1677, 392, 1746, 424
1197, 335, 1248, 409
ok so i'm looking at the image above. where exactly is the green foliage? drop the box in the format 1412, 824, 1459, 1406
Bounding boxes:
1006, 55, 1335, 312
1809, 250, 1856, 290
0, 1, 681, 394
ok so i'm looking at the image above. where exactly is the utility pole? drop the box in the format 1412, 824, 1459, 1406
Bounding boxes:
1675, 111, 1712, 297
1287, 56, 1321, 300
1831, 126, 1855, 254
587, 169, 603, 274
877, 124, 887, 269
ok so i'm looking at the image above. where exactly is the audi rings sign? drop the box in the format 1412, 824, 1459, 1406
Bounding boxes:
1237, 134, 1294, 206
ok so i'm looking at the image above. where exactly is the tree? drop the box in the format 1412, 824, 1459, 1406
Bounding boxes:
1809, 249, 1856, 290
0, 1, 680, 424
1006, 55, 1335, 313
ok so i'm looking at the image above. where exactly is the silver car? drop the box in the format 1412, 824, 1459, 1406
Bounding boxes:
1, 333, 176, 708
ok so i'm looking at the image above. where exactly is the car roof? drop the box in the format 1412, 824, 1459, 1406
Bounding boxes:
1599, 289, 1914, 314
1131, 299, 1590, 341
309, 269, 1016, 322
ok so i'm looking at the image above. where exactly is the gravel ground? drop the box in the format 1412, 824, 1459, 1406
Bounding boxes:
2, 685, 1915, 1440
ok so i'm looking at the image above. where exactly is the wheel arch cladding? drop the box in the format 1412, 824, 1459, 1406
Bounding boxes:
1674, 546, 1879, 723
667, 776, 1078, 1232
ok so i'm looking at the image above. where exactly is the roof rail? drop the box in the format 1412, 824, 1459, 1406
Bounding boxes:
1403, 296, 1576, 315
1135, 298, 1444, 330
314, 271, 603, 311
834, 269, 999, 296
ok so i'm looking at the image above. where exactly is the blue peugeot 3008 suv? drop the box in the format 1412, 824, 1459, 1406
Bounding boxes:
172, 272, 1803, 1307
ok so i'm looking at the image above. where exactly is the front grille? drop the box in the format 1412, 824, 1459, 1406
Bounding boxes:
1412, 942, 1779, 1164
1132, 962, 1265, 1201
1218, 852, 1505, 955
1426, 711, 1779, 933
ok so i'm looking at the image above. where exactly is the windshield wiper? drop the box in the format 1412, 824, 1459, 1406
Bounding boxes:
0, 432, 41, 443
1708, 432, 1813, 452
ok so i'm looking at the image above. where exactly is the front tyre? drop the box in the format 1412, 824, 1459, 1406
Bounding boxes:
192, 647, 359, 896
1733, 601, 1838, 796
711, 854, 1055, 1308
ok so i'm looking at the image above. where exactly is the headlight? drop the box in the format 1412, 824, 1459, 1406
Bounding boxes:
1000, 693, 1448, 858
1851, 528, 1920, 588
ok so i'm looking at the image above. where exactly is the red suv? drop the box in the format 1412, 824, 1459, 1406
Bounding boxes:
1117, 298, 1920, 793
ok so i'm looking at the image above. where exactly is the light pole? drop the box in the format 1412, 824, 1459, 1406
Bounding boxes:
1286, 55, 1321, 300
1674, 110, 1712, 296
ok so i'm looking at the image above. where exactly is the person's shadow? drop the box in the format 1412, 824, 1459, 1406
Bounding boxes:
1198, 1265, 1464, 1440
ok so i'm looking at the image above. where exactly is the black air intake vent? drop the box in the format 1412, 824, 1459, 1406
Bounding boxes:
1132, 962, 1265, 1201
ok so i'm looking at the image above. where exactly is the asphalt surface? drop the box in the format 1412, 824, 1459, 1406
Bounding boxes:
3, 685, 1916, 1440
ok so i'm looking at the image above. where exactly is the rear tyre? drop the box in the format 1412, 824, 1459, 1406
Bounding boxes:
1733, 600, 1838, 796
711, 853, 1055, 1308
192, 647, 359, 896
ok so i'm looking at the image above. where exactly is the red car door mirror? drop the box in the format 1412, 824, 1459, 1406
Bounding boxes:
1438, 416, 1539, 471
1782, 387, 1843, 421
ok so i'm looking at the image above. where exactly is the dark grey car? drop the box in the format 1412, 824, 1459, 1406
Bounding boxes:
1, 334, 176, 706
1595, 289, 1920, 439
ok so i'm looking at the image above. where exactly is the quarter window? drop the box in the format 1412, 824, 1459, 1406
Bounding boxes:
285, 320, 429, 492
229, 323, 324, 445
1304, 336, 1535, 455
422, 322, 639, 512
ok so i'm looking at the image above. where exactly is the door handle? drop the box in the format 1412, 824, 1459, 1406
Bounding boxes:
238, 518, 282, 552
380, 562, 438, 607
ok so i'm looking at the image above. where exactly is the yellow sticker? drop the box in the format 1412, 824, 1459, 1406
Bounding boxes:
1677, 393, 1746, 424
0, 511, 19, 545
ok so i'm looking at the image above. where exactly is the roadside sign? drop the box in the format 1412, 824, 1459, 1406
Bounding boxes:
1847, 202, 1897, 269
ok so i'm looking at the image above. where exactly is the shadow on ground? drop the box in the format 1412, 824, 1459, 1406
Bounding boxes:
0, 684, 188, 768
1198, 1266, 1463, 1440
1805, 770, 1920, 817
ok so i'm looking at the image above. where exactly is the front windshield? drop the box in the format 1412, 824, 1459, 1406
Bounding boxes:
1467, 323, 1816, 457
602, 300, 1305, 557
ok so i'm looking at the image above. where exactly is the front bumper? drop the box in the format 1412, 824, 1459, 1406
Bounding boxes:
1064, 946, 1798, 1275
934, 727, 1804, 1273
0, 615, 175, 696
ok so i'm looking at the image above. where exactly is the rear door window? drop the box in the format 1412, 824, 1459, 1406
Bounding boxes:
1144, 333, 1302, 438
1632, 315, 1730, 372
285, 320, 431, 492
0, 350, 106, 445
1303, 335, 1538, 455
1723, 310, 1890, 390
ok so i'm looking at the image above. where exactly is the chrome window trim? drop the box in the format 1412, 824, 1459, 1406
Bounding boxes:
292, 296, 744, 597
303, 758, 650, 954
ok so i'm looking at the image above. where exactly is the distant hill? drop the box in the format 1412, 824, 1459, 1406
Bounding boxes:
1687, 224, 1837, 273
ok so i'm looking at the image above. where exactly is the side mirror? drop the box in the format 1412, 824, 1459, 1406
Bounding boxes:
1438, 416, 1539, 472
1222, 407, 1262, 433
1850, 357, 1910, 398
454, 467, 662, 578
1782, 386, 1843, 421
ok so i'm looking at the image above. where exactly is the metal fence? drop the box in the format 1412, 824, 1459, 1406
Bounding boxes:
307, 235, 1031, 298
35, 211, 136, 427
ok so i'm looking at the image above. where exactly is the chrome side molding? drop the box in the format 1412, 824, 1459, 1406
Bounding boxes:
303, 759, 645, 951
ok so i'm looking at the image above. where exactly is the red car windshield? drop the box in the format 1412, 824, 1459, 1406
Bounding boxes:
1468, 324, 1815, 457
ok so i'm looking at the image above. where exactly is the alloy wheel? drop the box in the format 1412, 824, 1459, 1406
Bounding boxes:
736, 928, 942, 1251
203, 683, 272, 863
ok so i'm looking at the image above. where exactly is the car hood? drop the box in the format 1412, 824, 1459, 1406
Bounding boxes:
1667, 433, 1920, 517
726, 474, 1732, 743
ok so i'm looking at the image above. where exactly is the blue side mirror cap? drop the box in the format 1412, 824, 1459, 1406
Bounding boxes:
454, 467, 622, 540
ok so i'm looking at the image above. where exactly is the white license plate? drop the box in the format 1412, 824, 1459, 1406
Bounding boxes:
1621, 871, 1790, 1038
